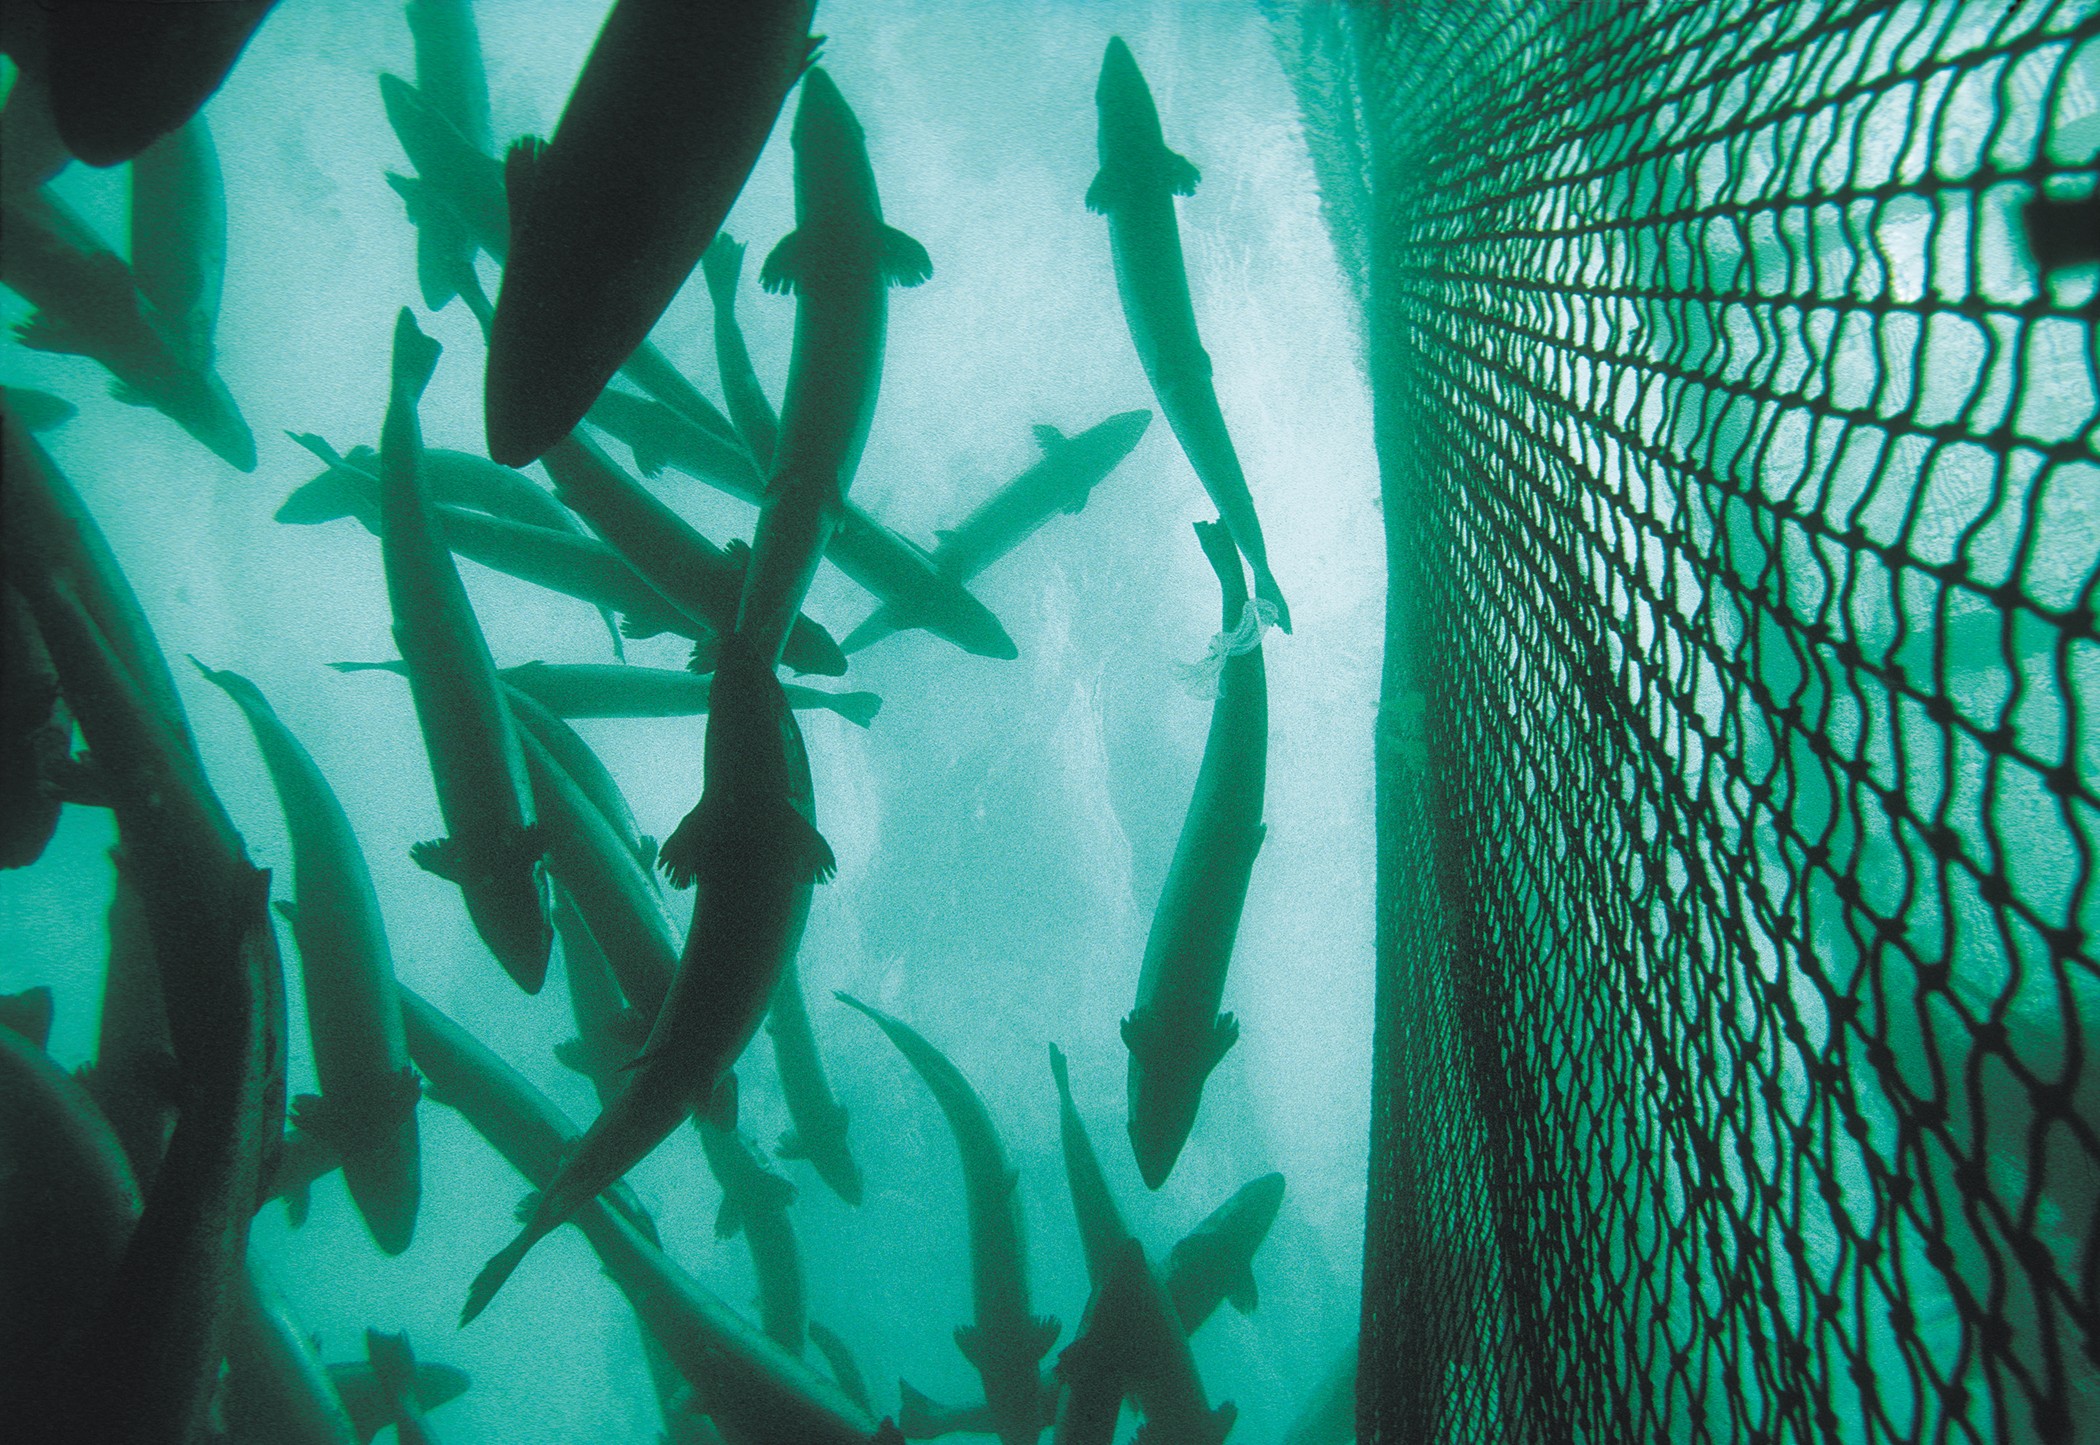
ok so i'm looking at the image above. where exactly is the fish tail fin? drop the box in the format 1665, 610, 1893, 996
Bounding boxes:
1048, 1042, 1072, 1101
701, 232, 745, 302
897, 1379, 939, 1438
390, 309, 442, 401
415, 217, 464, 313
461, 1221, 540, 1325
830, 690, 882, 728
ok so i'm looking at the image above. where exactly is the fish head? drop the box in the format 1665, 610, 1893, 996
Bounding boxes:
460, 851, 552, 995
1126, 1077, 1200, 1192
415, 1362, 471, 1412
1094, 408, 1153, 459
1094, 37, 1164, 156
1227, 1171, 1286, 1239
789, 66, 878, 220
148, 364, 257, 471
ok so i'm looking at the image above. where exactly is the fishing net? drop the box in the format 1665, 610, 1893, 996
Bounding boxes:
1274, 2, 2100, 1441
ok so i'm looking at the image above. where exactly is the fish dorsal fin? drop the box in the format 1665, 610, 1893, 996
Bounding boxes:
759, 230, 802, 295
504, 135, 547, 232
880, 226, 933, 287
801, 34, 826, 76
713, 1194, 743, 1240
1032, 423, 1066, 452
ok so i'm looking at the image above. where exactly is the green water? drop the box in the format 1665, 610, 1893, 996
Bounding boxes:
0, 2, 1376, 1441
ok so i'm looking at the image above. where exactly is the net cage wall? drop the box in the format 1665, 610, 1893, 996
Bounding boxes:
1272, 2, 2100, 1442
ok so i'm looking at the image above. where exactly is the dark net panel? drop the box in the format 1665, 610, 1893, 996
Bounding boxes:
1276, 2, 2100, 1441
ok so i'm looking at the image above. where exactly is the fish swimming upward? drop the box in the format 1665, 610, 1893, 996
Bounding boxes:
1089, 37, 1289, 632
1126, 520, 1270, 1189
374, 309, 551, 993
404, 0, 491, 314
838, 994, 1058, 1445
461, 634, 833, 1326
739, 66, 932, 666
194, 662, 423, 1256
484, 0, 818, 464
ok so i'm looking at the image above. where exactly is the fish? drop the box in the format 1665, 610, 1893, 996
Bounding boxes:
552, 879, 657, 1106
222, 1263, 362, 1445
498, 660, 882, 729
404, 0, 491, 313
83, 850, 181, 1193
0, 582, 67, 869
5, 519, 281, 1443
843, 411, 1152, 653
539, 431, 849, 676
838, 993, 1058, 1445
1048, 1260, 1134, 1445
505, 682, 657, 877
33, 0, 278, 165
1163, 1172, 1284, 1332
589, 388, 1015, 661
1090, 37, 1288, 631
1281, 1345, 1357, 1445
516, 725, 679, 1022
0, 1022, 142, 1428
130, 116, 227, 371
0, 184, 256, 468
484, 0, 818, 464
769, 956, 865, 1205
697, 1118, 808, 1355
0, 384, 78, 429
1059, 1237, 1235, 1445
397, 983, 657, 1242
284, 452, 705, 645
327, 1330, 472, 1445
1126, 520, 1269, 1189
399, 985, 888, 1445
262, 1122, 339, 1227
374, 308, 551, 992
701, 231, 782, 468
809, 1321, 875, 1418
193, 661, 423, 1255
462, 633, 834, 1324
1047, 1048, 1234, 1445
739, 67, 933, 666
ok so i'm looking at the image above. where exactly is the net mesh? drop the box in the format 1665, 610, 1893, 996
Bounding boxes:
1274, 2, 2100, 1441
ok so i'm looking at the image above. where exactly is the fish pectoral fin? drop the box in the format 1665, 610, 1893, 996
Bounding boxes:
1025, 1314, 1061, 1361
108, 380, 153, 409
1159, 145, 1201, 196
1084, 167, 1121, 215
657, 795, 719, 889
1226, 1263, 1258, 1314
776, 802, 838, 883
759, 230, 803, 295
723, 537, 753, 574
752, 1166, 797, 1212
608, 1006, 653, 1051
1206, 1013, 1241, 1071
880, 226, 933, 287
410, 835, 467, 883
1032, 423, 1067, 452
14, 309, 87, 356
713, 1194, 744, 1240
634, 833, 658, 876
619, 613, 668, 641
687, 634, 720, 674
629, 435, 668, 478
896, 1379, 940, 1437
1119, 1005, 1159, 1059
952, 1323, 985, 1367
775, 1130, 809, 1160
503, 135, 547, 232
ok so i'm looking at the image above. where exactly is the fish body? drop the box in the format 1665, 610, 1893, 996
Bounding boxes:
281, 436, 581, 536
281, 450, 701, 643
485, 0, 817, 464
1090, 38, 1287, 631
839, 994, 1056, 1445
0, 582, 66, 869
1049, 1044, 1132, 1283
768, 956, 864, 1205
5, 536, 280, 1444
843, 411, 1151, 654
517, 726, 678, 1022
499, 660, 882, 729
1126, 520, 1268, 1189
740, 67, 931, 665
552, 878, 646, 1108
809, 1322, 874, 1417
0, 185, 255, 468
701, 232, 782, 468
0, 385, 77, 430
540, 432, 847, 676
697, 1119, 807, 1354
399, 986, 878, 1444
130, 116, 226, 370
375, 310, 550, 992
463, 636, 832, 1324
1281, 1345, 1357, 1445
1066, 1238, 1236, 1445
503, 682, 653, 875
0, 1024, 142, 1421
587, 387, 769, 499
39, 0, 276, 165
1164, 1173, 1283, 1332
85, 852, 180, 1192
405, 0, 490, 313
223, 1264, 362, 1445
194, 662, 422, 1254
